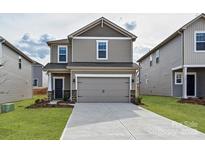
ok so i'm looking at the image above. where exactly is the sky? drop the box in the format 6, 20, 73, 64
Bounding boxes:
0, 13, 199, 65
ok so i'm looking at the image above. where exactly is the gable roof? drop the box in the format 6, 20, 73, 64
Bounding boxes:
47, 38, 69, 46
0, 36, 34, 63
68, 17, 137, 41
33, 60, 43, 66
137, 13, 205, 62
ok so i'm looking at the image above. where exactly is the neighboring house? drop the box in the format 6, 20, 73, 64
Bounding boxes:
44, 17, 138, 103
138, 13, 205, 99
32, 61, 43, 87
0, 36, 33, 104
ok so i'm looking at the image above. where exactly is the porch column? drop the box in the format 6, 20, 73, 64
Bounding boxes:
183, 67, 187, 99
48, 72, 52, 91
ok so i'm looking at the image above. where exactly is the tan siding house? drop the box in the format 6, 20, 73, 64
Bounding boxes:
44, 17, 138, 103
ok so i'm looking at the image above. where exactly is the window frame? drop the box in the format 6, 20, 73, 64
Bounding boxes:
149, 55, 153, 66
156, 50, 160, 63
33, 78, 38, 87
175, 72, 183, 85
58, 45, 68, 63
194, 31, 205, 52
96, 40, 108, 60
18, 56, 22, 69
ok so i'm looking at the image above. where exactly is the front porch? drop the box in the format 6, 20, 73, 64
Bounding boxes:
47, 72, 76, 101
172, 66, 205, 98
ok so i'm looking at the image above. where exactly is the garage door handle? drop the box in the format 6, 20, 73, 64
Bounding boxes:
125, 96, 129, 97
78, 96, 83, 97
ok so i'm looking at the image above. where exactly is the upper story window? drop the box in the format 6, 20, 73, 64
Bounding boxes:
149, 55, 153, 66
175, 72, 183, 85
195, 31, 205, 52
156, 50, 160, 63
58, 45, 68, 63
18, 56, 22, 69
96, 40, 108, 60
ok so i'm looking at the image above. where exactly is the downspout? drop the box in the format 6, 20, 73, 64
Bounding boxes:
138, 62, 141, 97
179, 30, 186, 98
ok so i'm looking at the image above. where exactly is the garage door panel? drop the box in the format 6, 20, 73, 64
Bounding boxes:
77, 77, 129, 103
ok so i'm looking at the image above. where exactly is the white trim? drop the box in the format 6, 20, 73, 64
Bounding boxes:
175, 72, 183, 85
75, 74, 132, 90
75, 74, 132, 103
53, 76, 65, 99
96, 40, 108, 60
73, 37, 131, 40
183, 67, 187, 99
71, 39, 73, 62
194, 31, 205, 52
173, 65, 205, 69
0, 42, 2, 65
184, 65, 205, 68
48, 72, 52, 91
70, 70, 73, 100
187, 72, 197, 97
58, 45, 68, 63
172, 65, 183, 70
33, 78, 38, 87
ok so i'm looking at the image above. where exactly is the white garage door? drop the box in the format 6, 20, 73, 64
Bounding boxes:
77, 77, 130, 103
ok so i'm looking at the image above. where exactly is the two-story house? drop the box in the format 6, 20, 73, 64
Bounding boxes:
138, 13, 205, 99
0, 36, 33, 104
32, 61, 43, 87
44, 17, 138, 103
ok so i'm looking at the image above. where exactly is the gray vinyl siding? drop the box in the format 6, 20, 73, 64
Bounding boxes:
184, 18, 205, 65
32, 65, 43, 87
72, 39, 132, 62
50, 44, 71, 63
78, 23, 126, 37
140, 35, 182, 96
0, 44, 32, 104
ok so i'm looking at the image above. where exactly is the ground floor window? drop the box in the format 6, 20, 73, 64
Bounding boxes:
33, 79, 38, 87
175, 72, 183, 85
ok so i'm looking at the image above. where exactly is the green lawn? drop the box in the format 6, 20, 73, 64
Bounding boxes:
141, 95, 205, 133
0, 95, 72, 140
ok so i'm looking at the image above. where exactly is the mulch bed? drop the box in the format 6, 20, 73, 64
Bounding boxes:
26, 99, 75, 109
178, 97, 205, 106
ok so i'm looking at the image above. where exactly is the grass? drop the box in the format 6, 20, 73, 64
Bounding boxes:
0, 95, 72, 140
141, 95, 205, 133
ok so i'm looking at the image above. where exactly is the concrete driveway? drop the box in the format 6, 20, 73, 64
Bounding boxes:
61, 103, 205, 140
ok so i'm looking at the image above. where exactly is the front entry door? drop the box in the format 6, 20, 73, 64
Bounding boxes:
187, 74, 195, 97
55, 78, 63, 99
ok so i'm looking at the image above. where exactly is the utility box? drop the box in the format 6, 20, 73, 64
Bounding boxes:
1, 103, 15, 113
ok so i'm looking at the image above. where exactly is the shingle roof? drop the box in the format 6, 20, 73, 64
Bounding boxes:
47, 39, 69, 46
44, 62, 138, 70
68, 17, 137, 41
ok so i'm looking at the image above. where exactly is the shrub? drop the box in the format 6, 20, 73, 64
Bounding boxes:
63, 95, 68, 102
134, 96, 143, 105
35, 99, 40, 104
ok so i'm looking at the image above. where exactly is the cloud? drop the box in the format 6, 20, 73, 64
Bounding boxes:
133, 46, 150, 62
124, 21, 137, 31
16, 33, 54, 59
